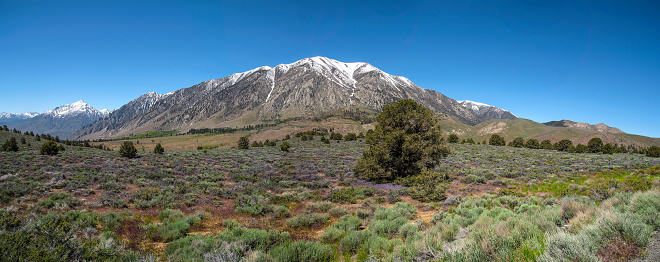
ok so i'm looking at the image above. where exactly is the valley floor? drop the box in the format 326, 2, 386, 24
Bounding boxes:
1, 132, 660, 261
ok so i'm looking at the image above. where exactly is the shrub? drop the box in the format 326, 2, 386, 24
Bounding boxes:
119, 141, 138, 158
234, 193, 273, 216
448, 134, 459, 143
269, 240, 333, 262
307, 201, 333, 212
354, 99, 449, 182
395, 170, 450, 202
274, 205, 291, 218
328, 206, 348, 217
279, 142, 291, 152
344, 133, 357, 141
286, 213, 329, 228
40, 140, 59, 156
329, 132, 343, 140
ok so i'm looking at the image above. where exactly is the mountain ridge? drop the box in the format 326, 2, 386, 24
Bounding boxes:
69, 56, 481, 140
15, 101, 109, 138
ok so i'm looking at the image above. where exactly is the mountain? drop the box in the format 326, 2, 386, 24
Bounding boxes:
15, 101, 109, 138
67, 92, 170, 140
441, 118, 660, 148
458, 100, 517, 121
70, 57, 481, 140
0, 112, 39, 127
542, 120, 624, 133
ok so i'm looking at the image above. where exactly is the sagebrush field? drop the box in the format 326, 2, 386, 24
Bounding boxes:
1, 128, 659, 261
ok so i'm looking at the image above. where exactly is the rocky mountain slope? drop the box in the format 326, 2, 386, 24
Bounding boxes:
458, 100, 517, 121
70, 57, 481, 140
15, 101, 109, 138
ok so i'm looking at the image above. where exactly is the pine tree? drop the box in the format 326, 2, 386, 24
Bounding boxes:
447, 134, 459, 143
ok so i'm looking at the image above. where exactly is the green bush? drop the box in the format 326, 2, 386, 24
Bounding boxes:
279, 142, 291, 152
286, 213, 329, 228
344, 133, 357, 141
307, 201, 333, 212
234, 193, 273, 216
448, 134, 460, 143
269, 240, 333, 262
395, 170, 449, 202
40, 140, 59, 156
1, 137, 18, 152
328, 206, 348, 217
274, 205, 291, 218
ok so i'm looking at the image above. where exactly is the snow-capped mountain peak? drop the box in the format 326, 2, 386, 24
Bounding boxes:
39, 100, 110, 119
458, 100, 517, 121
0, 112, 39, 120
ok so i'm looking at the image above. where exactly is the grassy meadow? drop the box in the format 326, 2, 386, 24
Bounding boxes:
1, 128, 660, 261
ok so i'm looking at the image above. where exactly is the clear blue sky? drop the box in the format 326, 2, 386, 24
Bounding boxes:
1, 1, 659, 137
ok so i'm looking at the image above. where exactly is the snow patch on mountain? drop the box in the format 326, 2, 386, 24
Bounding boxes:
41, 100, 106, 118
459, 100, 517, 120
0, 112, 39, 120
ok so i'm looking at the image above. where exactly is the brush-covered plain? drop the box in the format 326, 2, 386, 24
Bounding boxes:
1, 129, 660, 261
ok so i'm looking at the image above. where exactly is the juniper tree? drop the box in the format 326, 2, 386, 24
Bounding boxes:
153, 143, 164, 154
2, 137, 19, 152
489, 134, 506, 146
237, 136, 250, 149
588, 138, 603, 153
40, 140, 60, 156
354, 99, 450, 182
119, 141, 138, 158
508, 137, 524, 148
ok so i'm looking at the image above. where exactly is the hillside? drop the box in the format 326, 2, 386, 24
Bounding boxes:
441, 117, 660, 147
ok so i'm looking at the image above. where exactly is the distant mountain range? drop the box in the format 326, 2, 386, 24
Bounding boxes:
13, 101, 109, 138
2, 56, 658, 147
0, 112, 39, 127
